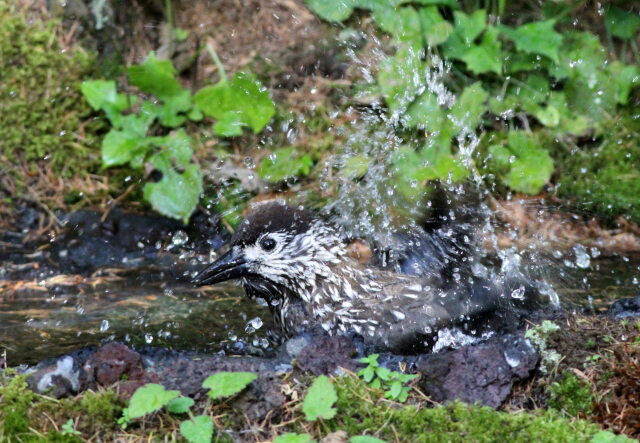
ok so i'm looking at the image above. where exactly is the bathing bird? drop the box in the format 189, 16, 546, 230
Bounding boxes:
192, 200, 518, 353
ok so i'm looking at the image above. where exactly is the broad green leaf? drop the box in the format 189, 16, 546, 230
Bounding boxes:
605, 7, 640, 40
180, 415, 213, 443
127, 52, 183, 100
274, 434, 315, 443
419, 7, 453, 47
156, 89, 192, 128
358, 365, 376, 383
350, 436, 386, 443
500, 20, 563, 63
306, 0, 355, 22
610, 62, 640, 105
119, 112, 154, 139
402, 91, 446, 131
450, 82, 488, 133
302, 376, 337, 421
460, 26, 503, 75
257, 147, 313, 183
501, 131, 554, 194
453, 10, 486, 44
372, 6, 422, 50
143, 152, 203, 224
547, 92, 590, 136
167, 397, 195, 414
341, 155, 371, 178
101, 130, 144, 168
194, 72, 275, 136
81, 80, 131, 125
420, 144, 469, 182
378, 47, 423, 116
386, 380, 403, 398
488, 95, 518, 117
125, 384, 180, 420
532, 105, 560, 128
202, 372, 257, 399
591, 430, 637, 443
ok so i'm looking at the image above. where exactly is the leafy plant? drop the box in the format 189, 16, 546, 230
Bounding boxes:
302, 375, 338, 421
525, 321, 562, 374
547, 372, 593, 417
357, 354, 418, 402
257, 147, 314, 183
60, 419, 81, 436
305, 0, 640, 204
81, 51, 275, 223
202, 371, 257, 399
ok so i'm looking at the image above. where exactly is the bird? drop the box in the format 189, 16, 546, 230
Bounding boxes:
192, 199, 523, 353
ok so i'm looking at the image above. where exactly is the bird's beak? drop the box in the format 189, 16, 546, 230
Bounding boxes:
192, 248, 250, 286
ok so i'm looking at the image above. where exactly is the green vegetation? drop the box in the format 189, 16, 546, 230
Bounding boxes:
0, 1, 100, 181
303, 0, 640, 219
525, 320, 562, 374
357, 354, 418, 402
548, 372, 594, 417
81, 51, 275, 223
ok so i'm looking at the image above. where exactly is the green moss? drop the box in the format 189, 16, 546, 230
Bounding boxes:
0, 1, 103, 181
547, 372, 594, 417
557, 114, 640, 223
323, 375, 602, 443
0, 375, 35, 437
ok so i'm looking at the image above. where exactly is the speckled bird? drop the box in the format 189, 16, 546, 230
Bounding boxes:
193, 200, 511, 352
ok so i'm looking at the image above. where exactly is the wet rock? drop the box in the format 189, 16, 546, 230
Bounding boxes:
86, 343, 146, 386
416, 334, 539, 408
296, 335, 359, 375
231, 372, 286, 421
609, 296, 640, 318
27, 356, 81, 398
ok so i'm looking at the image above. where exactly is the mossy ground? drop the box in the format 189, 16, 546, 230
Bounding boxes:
2, 315, 639, 442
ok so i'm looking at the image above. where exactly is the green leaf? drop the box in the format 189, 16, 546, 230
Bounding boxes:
419, 7, 453, 47
378, 47, 423, 116
402, 91, 446, 131
202, 372, 257, 400
257, 147, 313, 183
194, 72, 275, 136
350, 436, 386, 443
500, 20, 563, 63
610, 62, 640, 105
375, 367, 392, 381
143, 151, 203, 224
341, 155, 371, 178
302, 376, 337, 421
500, 131, 554, 194
532, 105, 560, 128
127, 52, 183, 100
125, 384, 180, 420
372, 6, 423, 50
306, 0, 355, 22
167, 396, 195, 414
101, 130, 147, 168
180, 415, 214, 443
359, 354, 380, 366
460, 26, 503, 75
81, 80, 131, 125
453, 10, 486, 44
386, 380, 403, 398
274, 433, 315, 443
358, 365, 376, 383
605, 7, 640, 40
450, 82, 488, 133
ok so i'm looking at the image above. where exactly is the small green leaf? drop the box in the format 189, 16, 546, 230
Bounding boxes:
378, 47, 423, 116
202, 372, 257, 400
453, 10, 486, 44
127, 52, 183, 100
500, 131, 554, 194
358, 365, 376, 383
180, 415, 214, 443
402, 91, 446, 131
386, 380, 403, 398
126, 384, 180, 420
194, 72, 275, 136
302, 376, 337, 421
450, 82, 488, 133
532, 105, 560, 128
610, 62, 640, 105
167, 396, 195, 414
500, 20, 563, 63
81, 80, 131, 125
419, 7, 453, 47
257, 147, 313, 183
460, 27, 503, 75
60, 419, 81, 436
350, 436, 386, 443
101, 130, 146, 168
341, 155, 371, 178
143, 153, 203, 224
274, 433, 315, 443
605, 7, 640, 40
306, 0, 355, 22
375, 367, 392, 381
372, 6, 423, 50
591, 430, 636, 443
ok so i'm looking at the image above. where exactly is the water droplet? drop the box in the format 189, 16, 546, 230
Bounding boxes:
573, 244, 590, 269
245, 317, 263, 333
100, 320, 110, 332
510, 285, 525, 300
144, 333, 154, 344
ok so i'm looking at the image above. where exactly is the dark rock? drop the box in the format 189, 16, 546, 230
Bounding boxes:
86, 343, 145, 386
609, 296, 640, 318
296, 335, 359, 375
231, 372, 286, 421
416, 334, 539, 408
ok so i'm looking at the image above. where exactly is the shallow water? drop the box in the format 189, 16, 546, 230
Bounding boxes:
1, 254, 638, 366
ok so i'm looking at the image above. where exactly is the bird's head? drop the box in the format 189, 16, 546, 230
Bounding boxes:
192, 201, 344, 303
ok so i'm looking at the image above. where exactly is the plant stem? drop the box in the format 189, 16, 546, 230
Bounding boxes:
164, 0, 175, 58
206, 44, 228, 83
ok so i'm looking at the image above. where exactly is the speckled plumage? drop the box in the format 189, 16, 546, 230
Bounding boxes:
194, 200, 504, 352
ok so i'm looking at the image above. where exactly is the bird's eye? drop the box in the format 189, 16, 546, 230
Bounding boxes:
260, 237, 276, 251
